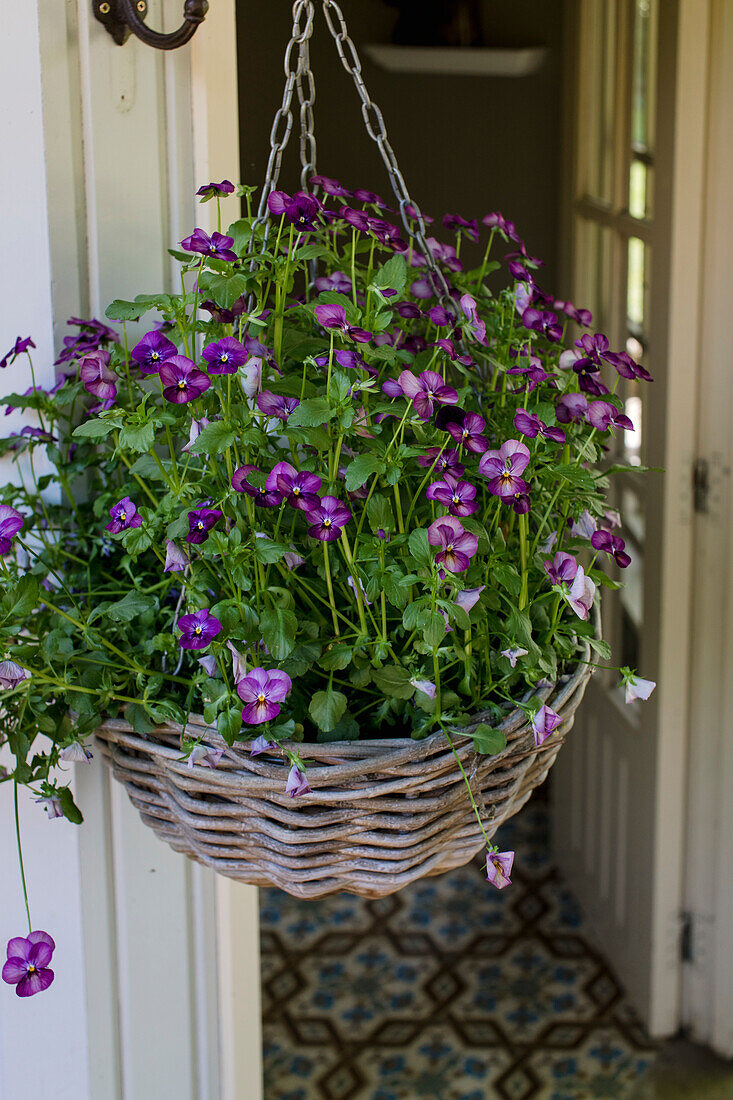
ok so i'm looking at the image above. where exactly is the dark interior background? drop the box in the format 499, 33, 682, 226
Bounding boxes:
235, 0, 567, 287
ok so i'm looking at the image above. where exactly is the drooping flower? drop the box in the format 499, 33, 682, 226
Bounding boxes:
1, 336, 36, 370
249, 734, 278, 756
410, 277, 434, 300
427, 516, 478, 574
186, 507, 222, 544
79, 350, 117, 407
268, 189, 322, 231
106, 497, 143, 535
266, 462, 321, 511
444, 213, 479, 242
187, 744, 224, 768
395, 369, 458, 421
459, 293, 488, 345
0, 505, 24, 554
283, 549, 305, 571
314, 271, 352, 294
418, 447, 465, 478
239, 356, 263, 398
202, 337, 247, 375
2, 932, 55, 997
164, 540, 189, 573
285, 763, 312, 798
181, 417, 210, 455
482, 211, 519, 241
603, 349, 653, 382
55, 316, 118, 365
347, 574, 372, 605
131, 331, 177, 374
591, 529, 631, 568
532, 705, 561, 747
197, 656, 217, 679
486, 851, 515, 889
180, 228, 237, 262
445, 411, 489, 454
310, 174, 350, 196
564, 565, 596, 620
237, 667, 292, 725
572, 357, 609, 396
177, 608, 222, 650
0, 661, 30, 690
35, 794, 63, 818
305, 496, 352, 541
342, 206, 371, 232
514, 409, 565, 444
256, 390, 299, 420
623, 672, 656, 704
555, 299, 593, 327
478, 440, 531, 500
570, 510, 597, 539
314, 303, 371, 344
587, 400, 634, 433
433, 337, 474, 367
501, 647, 529, 668
555, 392, 588, 424
353, 187, 387, 207
232, 465, 283, 507
411, 677, 437, 699
522, 308, 562, 342
196, 180, 235, 200
544, 551, 578, 586
454, 586, 485, 613
59, 740, 93, 763
313, 348, 368, 373
159, 356, 211, 404
426, 475, 478, 517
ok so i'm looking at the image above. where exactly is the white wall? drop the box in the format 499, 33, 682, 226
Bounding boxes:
0, 2, 261, 1097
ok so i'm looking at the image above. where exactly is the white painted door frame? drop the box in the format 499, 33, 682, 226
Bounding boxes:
0, 2, 262, 1097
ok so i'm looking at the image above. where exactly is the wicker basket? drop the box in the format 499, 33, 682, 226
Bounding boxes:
95, 646, 591, 899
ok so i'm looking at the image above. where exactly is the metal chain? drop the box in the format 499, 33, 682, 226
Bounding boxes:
320, 0, 453, 303
295, 27, 317, 190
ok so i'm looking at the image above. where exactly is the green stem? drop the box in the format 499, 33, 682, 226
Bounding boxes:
322, 542, 340, 637
14, 780, 32, 933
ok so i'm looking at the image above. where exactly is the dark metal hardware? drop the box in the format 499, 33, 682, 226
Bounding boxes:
93, 0, 209, 50
693, 457, 709, 514
680, 911, 694, 962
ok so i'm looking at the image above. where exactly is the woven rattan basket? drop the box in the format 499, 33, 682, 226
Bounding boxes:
95, 640, 592, 899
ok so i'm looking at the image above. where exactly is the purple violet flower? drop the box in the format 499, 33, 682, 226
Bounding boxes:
396, 369, 458, 420
427, 516, 478, 573
35, 794, 63, 818
131, 331, 177, 374
501, 647, 529, 668
564, 565, 596, 620
305, 495, 352, 541
267, 190, 322, 231
256, 390, 299, 420
570, 510, 597, 539
177, 608, 222, 650
314, 272, 352, 294
2, 932, 55, 997
314, 303, 371, 344
486, 851, 514, 889
266, 461, 322, 510
591, 529, 632, 568
196, 180, 235, 200
426, 475, 478, 517
532, 704, 561, 747
0, 661, 30, 689
459, 293, 488, 345
587, 400, 634, 433
1, 336, 36, 370
202, 337, 247, 375
310, 174, 350, 196
186, 507, 222, 544
482, 211, 519, 241
164, 539, 189, 572
0, 505, 24, 554
443, 213, 479, 242
623, 673, 656, 704
237, 667, 292, 725
555, 392, 589, 424
249, 734, 278, 756
514, 409, 566, 444
159, 356, 211, 404
478, 440, 531, 500
445, 412, 489, 454
187, 744, 224, 767
544, 551, 578, 586
285, 763, 312, 798
232, 465, 283, 507
180, 228, 237, 262
106, 497, 143, 535
418, 448, 465, 478
522, 308, 563, 342
454, 587, 485, 613
79, 350, 117, 408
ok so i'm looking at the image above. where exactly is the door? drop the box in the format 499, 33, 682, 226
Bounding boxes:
552, 0, 705, 1036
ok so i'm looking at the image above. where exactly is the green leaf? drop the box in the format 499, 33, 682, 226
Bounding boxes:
471, 724, 507, 756
366, 495, 395, 534
2, 576, 40, 620
554, 464, 596, 491
318, 644, 354, 671
287, 397, 336, 429
253, 539, 290, 564
188, 420, 236, 455
423, 612, 447, 648
372, 665, 415, 699
57, 786, 84, 824
72, 418, 119, 441
125, 702, 156, 735
259, 607, 297, 660
105, 299, 146, 322
130, 453, 167, 480
122, 526, 153, 557
119, 421, 155, 453
374, 254, 407, 294
217, 707, 243, 745
104, 591, 156, 623
407, 528, 432, 570
309, 689, 347, 732
205, 272, 250, 309
317, 713, 360, 742
493, 563, 522, 597
589, 636, 612, 659
344, 455, 385, 492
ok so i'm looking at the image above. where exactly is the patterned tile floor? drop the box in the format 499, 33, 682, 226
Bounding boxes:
260, 799, 657, 1099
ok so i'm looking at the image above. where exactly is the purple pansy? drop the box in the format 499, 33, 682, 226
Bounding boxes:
313, 348, 369, 373
396, 369, 458, 421
501, 647, 529, 668
180, 228, 237, 262
434, 337, 474, 367
177, 608, 222, 650
1, 336, 36, 370
0, 505, 24, 554
79, 350, 117, 408
187, 744, 224, 768
305, 495, 352, 541
555, 392, 589, 424
410, 277, 434, 300
310, 174, 350, 196
482, 211, 519, 241
445, 412, 489, 454
587, 400, 634, 433
603, 348, 653, 382
426, 475, 478, 517
0, 661, 30, 690
2, 932, 55, 998
342, 205, 371, 232
486, 851, 515, 889
285, 763, 312, 798
532, 704, 561, 747
591, 529, 631, 568
249, 734, 278, 756
443, 213, 479, 242
564, 565, 596, 620
353, 187, 387, 207
237, 667, 292, 725
59, 741, 93, 763
131, 331, 177, 374
522, 308, 563, 342
159, 356, 211, 404
202, 337, 247, 375
544, 551, 578, 586
256, 390, 299, 420
478, 440, 531, 500
428, 516, 478, 574
232, 465, 283, 507
106, 497, 143, 535
267, 190, 322, 231
164, 539, 189, 572
418, 448, 465, 478
514, 409, 565, 444
266, 461, 322, 510
570, 510, 597, 539
427, 305, 455, 327
623, 673, 656, 704
459, 293, 488, 345
314, 271, 352, 294
196, 180, 235, 199
186, 507, 222, 544
454, 587, 485, 613
314, 303, 371, 344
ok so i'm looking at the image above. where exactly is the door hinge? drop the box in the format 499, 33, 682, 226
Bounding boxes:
680, 910, 694, 962
693, 458, 709, 514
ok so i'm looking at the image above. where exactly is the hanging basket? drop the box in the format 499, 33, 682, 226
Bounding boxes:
95, 644, 592, 899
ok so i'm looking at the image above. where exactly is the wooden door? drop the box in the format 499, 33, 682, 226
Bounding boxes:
552, 0, 705, 1037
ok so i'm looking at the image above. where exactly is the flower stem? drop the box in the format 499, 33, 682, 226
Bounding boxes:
14, 780, 32, 933
322, 541, 340, 637
442, 726, 493, 850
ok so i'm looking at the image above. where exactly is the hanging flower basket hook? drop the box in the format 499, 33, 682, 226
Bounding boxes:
93, 0, 209, 50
